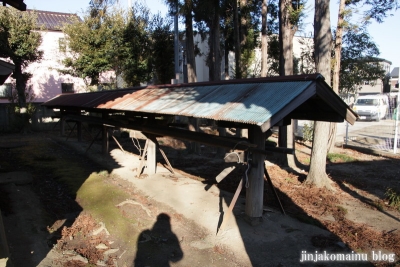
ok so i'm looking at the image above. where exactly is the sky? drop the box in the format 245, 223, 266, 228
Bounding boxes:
24, 0, 400, 73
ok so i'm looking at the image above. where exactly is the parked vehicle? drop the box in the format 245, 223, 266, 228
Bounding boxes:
352, 95, 388, 121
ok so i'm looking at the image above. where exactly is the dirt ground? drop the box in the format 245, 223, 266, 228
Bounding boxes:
1, 129, 400, 267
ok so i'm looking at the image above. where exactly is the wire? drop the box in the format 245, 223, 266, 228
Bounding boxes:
131, 132, 142, 156
244, 153, 250, 188
223, 152, 242, 163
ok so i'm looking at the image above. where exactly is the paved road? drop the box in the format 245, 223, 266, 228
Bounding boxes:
296, 119, 400, 153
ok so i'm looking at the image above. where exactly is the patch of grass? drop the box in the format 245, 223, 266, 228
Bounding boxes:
77, 172, 141, 244
327, 153, 356, 163
336, 205, 348, 215
285, 177, 295, 184
385, 188, 400, 209
14, 140, 96, 194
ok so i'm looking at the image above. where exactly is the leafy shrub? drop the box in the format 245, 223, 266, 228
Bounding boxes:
385, 188, 400, 209
302, 121, 314, 142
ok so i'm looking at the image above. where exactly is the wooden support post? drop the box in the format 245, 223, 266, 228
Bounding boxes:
102, 125, 109, 155
65, 122, 76, 141
60, 116, 66, 136
137, 139, 149, 177
145, 137, 157, 175
245, 125, 265, 224
77, 121, 82, 142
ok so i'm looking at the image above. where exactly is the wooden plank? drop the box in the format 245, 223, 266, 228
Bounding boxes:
137, 139, 149, 177
217, 177, 243, 233
245, 125, 265, 218
63, 114, 294, 155
102, 125, 109, 155
112, 135, 125, 153
215, 166, 236, 183
146, 138, 157, 175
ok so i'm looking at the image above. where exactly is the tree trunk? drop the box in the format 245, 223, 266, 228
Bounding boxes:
328, 0, 346, 152
14, 60, 31, 133
305, 0, 333, 190
212, 3, 221, 81
278, 0, 293, 76
14, 61, 26, 108
233, 0, 241, 79
224, 39, 230, 80
260, 0, 268, 77
185, 0, 197, 83
278, 0, 297, 170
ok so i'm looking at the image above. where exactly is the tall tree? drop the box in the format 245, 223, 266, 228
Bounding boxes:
305, 0, 333, 189
193, 0, 222, 81
62, 2, 122, 86
328, 0, 398, 151
260, 0, 268, 77
183, 0, 197, 83
0, 7, 42, 108
121, 3, 153, 86
278, 0, 305, 169
339, 29, 385, 94
165, 0, 197, 83
151, 15, 175, 84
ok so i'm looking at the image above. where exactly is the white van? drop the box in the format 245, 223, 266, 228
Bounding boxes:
352, 95, 388, 121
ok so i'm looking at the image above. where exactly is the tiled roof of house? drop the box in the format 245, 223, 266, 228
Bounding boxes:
390, 67, 399, 78
28, 10, 79, 31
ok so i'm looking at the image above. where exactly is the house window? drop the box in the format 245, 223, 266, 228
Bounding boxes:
0, 83, 12, 98
61, 83, 74, 93
59, 38, 67, 53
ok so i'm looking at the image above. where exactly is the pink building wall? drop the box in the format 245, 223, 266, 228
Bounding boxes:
0, 29, 115, 104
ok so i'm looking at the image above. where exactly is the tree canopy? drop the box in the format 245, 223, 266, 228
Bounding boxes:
339, 28, 385, 94
61, 3, 124, 86
0, 6, 42, 107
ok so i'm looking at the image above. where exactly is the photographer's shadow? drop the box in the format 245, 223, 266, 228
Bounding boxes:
134, 213, 183, 267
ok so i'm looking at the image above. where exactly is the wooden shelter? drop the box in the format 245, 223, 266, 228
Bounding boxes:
42, 74, 357, 222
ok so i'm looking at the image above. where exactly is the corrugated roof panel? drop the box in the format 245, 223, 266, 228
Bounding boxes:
44, 80, 313, 125
169, 81, 313, 124
43, 74, 358, 126
221, 81, 313, 123
155, 86, 215, 115
106, 88, 171, 111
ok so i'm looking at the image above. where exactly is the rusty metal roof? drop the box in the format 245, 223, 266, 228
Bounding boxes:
43, 74, 358, 131
28, 10, 78, 31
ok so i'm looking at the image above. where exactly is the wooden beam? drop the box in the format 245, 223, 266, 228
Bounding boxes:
77, 121, 82, 142
245, 125, 265, 221
102, 125, 109, 155
145, 135, 157, 175
63, 114, 294, 155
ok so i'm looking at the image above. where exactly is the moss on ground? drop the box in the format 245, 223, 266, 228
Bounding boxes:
76, 172, 141, 244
